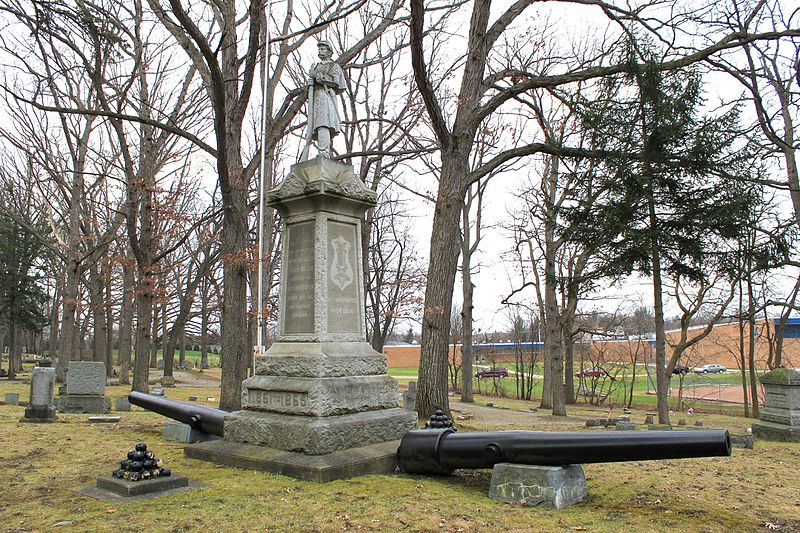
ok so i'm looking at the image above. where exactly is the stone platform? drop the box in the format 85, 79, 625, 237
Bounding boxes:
185, 439, 400, 482
74, 475, 201, 503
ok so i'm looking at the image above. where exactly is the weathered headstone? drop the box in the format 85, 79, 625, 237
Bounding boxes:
55, 361, 110, 414
488, 463, 587, 509
616, 421, 637, 431
22, 359, 57, 423
150, 387, 165, 397
4, 392, 19, 406
752, 367, 800, 442
403, 381, 417, 412
186, 155, 416, 482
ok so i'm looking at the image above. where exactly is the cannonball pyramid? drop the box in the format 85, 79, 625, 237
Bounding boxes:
111, 442, 172, 482
424, 409, 455, 430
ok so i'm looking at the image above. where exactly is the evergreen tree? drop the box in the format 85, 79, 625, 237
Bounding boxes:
0, 212, 49, 379
564, 60, 762, 424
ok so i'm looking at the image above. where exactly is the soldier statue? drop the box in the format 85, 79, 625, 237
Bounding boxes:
301, 40, 346, 160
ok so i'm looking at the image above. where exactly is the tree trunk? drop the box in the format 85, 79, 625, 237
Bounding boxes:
563, 316, 576, 405
201, 279, 210, 369
219, 182, 250, 411
416, 160, 466, 419
460, 248, 474, 404
179, 325, 186, 367
90, 265, 107, 365
132, 264, 153, 393
747, 273, 760, 418
105, 263, 114, 376
49, 280, 61, 359
648, 197, 670, 425
7, 323, 17, 380
118, 256, 134, 386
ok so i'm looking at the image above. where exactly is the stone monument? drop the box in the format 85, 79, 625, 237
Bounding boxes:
752, 367, 800, 442
21, 359, 57, 422
56, 361, 111, 414
186, 42, 417, 481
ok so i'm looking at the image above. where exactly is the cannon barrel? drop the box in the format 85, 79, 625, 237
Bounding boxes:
397, 429, 731, 475
128, 391, 226, 437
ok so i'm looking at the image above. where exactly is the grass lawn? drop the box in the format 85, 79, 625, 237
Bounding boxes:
1, 372, 798, 532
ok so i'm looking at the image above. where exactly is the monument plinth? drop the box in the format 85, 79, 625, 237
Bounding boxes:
752, 367, 800, 442
188, 157, 417, 480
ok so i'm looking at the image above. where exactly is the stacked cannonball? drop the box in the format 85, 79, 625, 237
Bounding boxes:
424, 409, 455, 430
112, 442, 172, 482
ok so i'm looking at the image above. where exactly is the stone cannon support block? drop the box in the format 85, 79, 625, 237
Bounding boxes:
163, 421, 222, 444
115, 397, 131, 412
65, 361, 106, 395
488, 464, 587, 509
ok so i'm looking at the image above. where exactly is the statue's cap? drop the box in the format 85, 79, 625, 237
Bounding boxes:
317, 40, 333, 51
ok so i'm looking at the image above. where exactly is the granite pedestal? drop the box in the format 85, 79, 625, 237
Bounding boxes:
187, 157, 416, 481
752, 367, 800, 442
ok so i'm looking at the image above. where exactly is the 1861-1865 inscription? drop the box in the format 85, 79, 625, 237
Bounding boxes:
327, 221, 360, 333
283, 221, 315, 334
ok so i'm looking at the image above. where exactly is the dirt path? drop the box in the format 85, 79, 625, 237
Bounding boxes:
670, 383, 764, 404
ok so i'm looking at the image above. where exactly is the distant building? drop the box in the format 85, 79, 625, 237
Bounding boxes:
382, 317, 799, 369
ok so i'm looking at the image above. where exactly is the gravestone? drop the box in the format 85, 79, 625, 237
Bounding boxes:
22, 359, 57, 423
4, 392, 19, 406
751, 367, 800, 442
56, 361, 110, 414
488, 463, 587, 509
403, 381, 417, 411
186, 157, 416, 481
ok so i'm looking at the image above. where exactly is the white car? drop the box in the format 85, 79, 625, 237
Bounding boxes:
693, 364, 727, 374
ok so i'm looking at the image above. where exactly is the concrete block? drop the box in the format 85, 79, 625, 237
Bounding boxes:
488, 463, 587, 509
115, 397, 131, 412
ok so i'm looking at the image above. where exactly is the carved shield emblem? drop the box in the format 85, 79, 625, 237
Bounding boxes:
330, 235, 354, 291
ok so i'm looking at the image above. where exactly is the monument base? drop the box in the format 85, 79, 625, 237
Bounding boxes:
488, 464, 587, 509
224, 408, 417, 455
21, 405, 57, 422
185, 439, 401, 482
55, 395, 110, 414
752, 420, 800, 442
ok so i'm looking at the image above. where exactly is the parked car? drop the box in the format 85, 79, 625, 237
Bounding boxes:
693, 363, 727, 374
575, 367, 608, 378
672, 363, 690, 375
475, 367, 509, 379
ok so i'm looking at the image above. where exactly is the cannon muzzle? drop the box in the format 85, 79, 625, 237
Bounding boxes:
397, 429, 731, 475
128, 391, 226, 437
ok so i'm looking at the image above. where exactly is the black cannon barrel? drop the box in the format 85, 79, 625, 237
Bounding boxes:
128, 391, 226, 437
397, 429, 731, 475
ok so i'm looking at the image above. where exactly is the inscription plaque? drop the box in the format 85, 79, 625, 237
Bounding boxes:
284, 221, 316, 334
327, 221, 360, 333
248, 389, 309, 409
